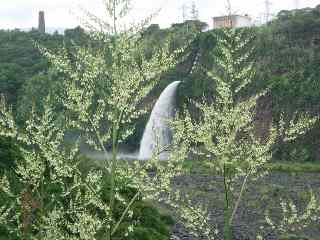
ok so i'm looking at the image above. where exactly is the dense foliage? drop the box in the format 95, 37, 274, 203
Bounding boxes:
0, 136, 22, 173
167, 27, 319, 240
254, 6, 320, 161
0, 0, 184, 239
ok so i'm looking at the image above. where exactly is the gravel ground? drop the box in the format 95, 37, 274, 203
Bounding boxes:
169, 172, 320, 240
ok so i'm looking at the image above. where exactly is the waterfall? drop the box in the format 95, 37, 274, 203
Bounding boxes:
139, 81, 181, 160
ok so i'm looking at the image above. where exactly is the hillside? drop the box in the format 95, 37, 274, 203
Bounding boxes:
0, 5, 320, 160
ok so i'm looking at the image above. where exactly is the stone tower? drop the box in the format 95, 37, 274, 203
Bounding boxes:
38, 11, 45, 33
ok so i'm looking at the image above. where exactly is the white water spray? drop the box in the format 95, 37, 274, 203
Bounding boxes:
139, 81, 181, 160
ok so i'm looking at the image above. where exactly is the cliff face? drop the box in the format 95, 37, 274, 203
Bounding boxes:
254, 93, 273, 143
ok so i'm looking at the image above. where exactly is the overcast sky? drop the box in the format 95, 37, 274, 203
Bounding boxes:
0, 0, 319, 30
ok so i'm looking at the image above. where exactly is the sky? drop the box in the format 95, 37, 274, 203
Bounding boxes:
0, 0, 319, 30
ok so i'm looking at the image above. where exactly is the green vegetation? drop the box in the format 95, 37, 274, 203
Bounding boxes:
167, 25, 318, 239
79, 157, 174, 240
280, 234, 320, 240
183, 159, 320, 174
0, 3, 320, 240
0, 0, 182, 239
1, 6, 320, 159
0, 155, 173, 240
0, 136, 22, 172
265, 161, 320, 173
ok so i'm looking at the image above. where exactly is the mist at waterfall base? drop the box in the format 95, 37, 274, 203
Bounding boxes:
82, 81, 181, 161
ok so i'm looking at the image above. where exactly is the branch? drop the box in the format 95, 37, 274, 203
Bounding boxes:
111, 190, 140, 236
229, 169, 251, 224
88, 118, 110, 169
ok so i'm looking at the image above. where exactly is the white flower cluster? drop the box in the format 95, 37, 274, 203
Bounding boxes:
0, 0, 186, 239
264, 191, 320, 236
167, 27, 319, 239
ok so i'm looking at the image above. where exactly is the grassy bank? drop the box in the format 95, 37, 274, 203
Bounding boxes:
183, 159, 320, 174
265, 161, 320, 173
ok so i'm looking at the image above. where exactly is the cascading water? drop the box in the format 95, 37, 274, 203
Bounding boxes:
139, 81, 181, 160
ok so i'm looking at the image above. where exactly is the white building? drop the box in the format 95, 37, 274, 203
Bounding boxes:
212, 15, 252, 29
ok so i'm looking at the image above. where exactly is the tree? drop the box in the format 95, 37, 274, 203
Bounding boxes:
0, 0, 185, 239
0, 63, 25, 110
16, 70, 63, 123
0, 136, 22, 173
167, 28, 319, 240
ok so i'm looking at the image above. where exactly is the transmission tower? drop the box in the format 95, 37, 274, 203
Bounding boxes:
190, 1, 199, 20
294, 0, 299, 9
264, 0, 272, 23
181, 3, 189, 22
